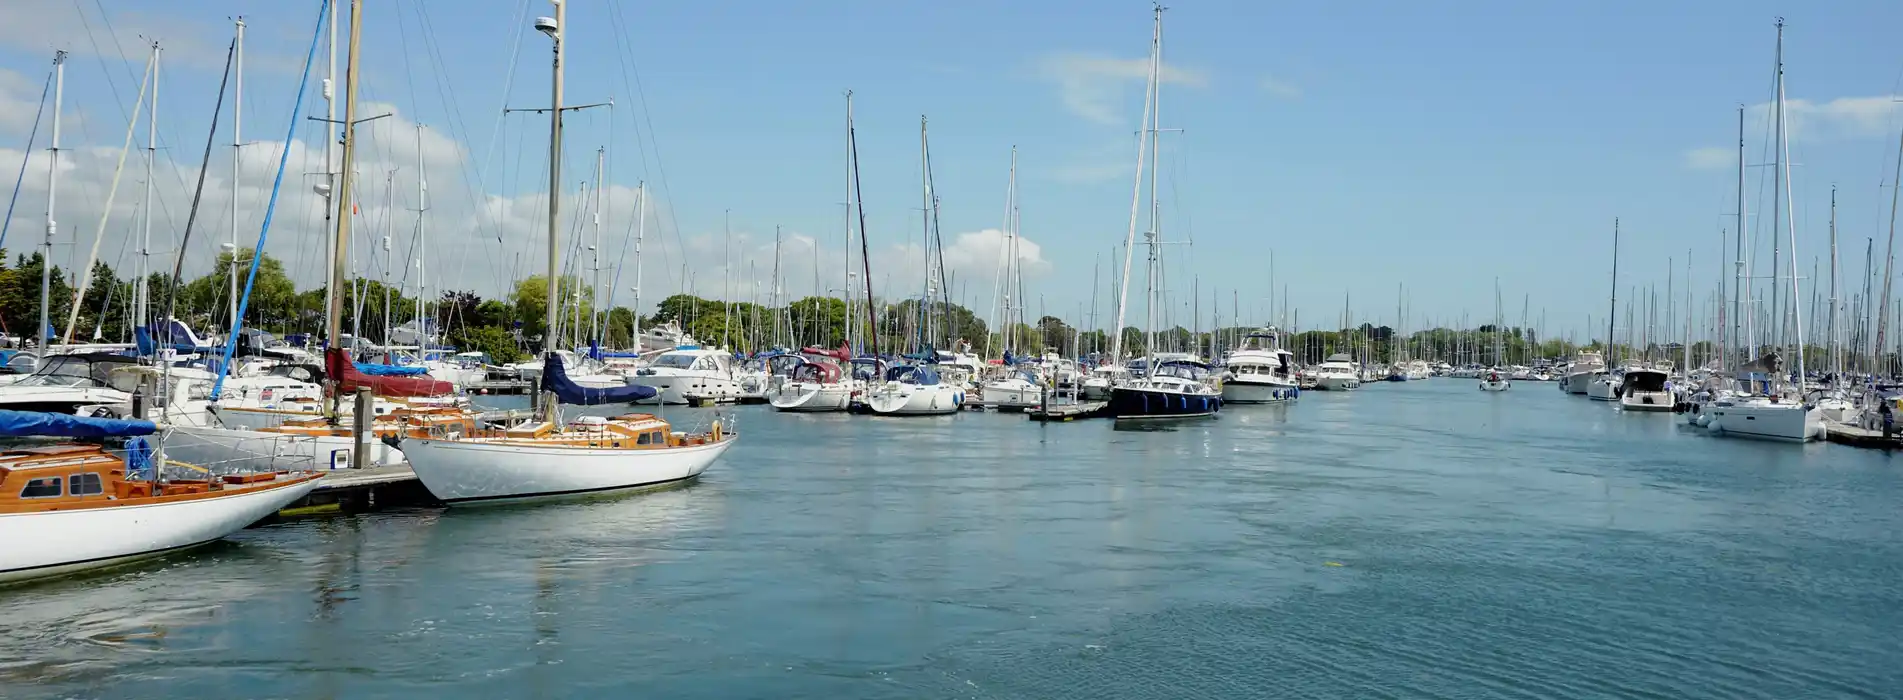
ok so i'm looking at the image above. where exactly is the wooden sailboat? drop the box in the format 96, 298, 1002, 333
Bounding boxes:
401, 0, 734, 505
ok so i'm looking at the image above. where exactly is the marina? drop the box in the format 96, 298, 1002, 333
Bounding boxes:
0, 0, 1900, 697
5, 381, 1902, 698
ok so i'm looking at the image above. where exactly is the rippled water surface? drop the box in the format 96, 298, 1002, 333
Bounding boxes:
4, 380, 1901, 698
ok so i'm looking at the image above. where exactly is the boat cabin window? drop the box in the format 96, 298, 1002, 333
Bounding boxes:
651, 354, 699, 370
636, 431, 653, 445
19, 476, 62, 498
68, 472, 103, 496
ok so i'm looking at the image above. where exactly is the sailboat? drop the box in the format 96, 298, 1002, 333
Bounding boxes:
1, 12, 329, 585
400, 0, 736, 504
1480, 280, 1510, 391
1707, 20, 1823, 442
1106, 6, 1221, 421
0, 411, 322, 585
978, 147, 1046, 411
1587, 220, 1623, 401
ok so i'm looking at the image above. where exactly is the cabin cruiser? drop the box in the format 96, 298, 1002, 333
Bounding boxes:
864, 365, 964, 415
1313, 353, 1361, 390
1617, 364, 1674, 412
1108, 360, 1222, 420
638, 321, 698, 353
1080, 364, 1130, 401
1561, 352, 1606, 394
980, 366, 1045, 411
733, 356, 773, 404
0, 353, 141, 415
1586, 367, 1622, 401
624, 347, 742, 405
1220, 328, 1299, 404
1038, 350, 1081, 394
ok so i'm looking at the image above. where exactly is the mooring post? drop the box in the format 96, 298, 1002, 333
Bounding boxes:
353, 387, 372, 470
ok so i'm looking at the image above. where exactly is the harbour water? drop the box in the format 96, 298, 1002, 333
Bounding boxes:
3, 381, 1899, 698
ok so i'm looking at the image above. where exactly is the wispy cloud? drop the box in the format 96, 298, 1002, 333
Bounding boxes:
1035, 52, 1207, 124
1747, 95, 1901, 140
1260, 75, 1302, 100
1683, 146, 1731, 170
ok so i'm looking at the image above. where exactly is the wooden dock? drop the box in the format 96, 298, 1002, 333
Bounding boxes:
1028, 400, 1112, 422
1825, 422, 1903, 449
276, 463, 437, 517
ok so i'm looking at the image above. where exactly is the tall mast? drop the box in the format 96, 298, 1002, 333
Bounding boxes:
415, 122, 428, 346
322, 0, 338, 343
1110, 5, 1161, 363
1879, 85, 1903, 369
542, 0, 565, 359
1732, 104, 1749, 362
1607, 218, 1619, 362
325, 0, 361, 353
632, 181, 645, 346
38, 51, 64, 359
382, 170, 394, 350
590, 146, 604, 346
1829, 185, 1840, 379
136, 41, 159, 335
229, 19, 243, 336
1142, 5, 1164, 369
842, 91, 856, 351
919, 115, 929, 352
1775, 18, 1807, 392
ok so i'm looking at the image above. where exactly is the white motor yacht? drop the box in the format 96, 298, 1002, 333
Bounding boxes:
1617, 366, 1674, 412
1313, 353, 1361, 391
1220, 328, 1299, 403
980, 367, 1045, 410
623, 347, 742, 405
1561, 352, 1607, 395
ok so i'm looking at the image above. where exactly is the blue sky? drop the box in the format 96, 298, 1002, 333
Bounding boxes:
0, 0, 1899, 342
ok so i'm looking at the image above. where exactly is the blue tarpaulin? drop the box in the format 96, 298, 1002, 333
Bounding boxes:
355, 362, 428, 377
542, 353, 657, 406
0, 410, 157, 438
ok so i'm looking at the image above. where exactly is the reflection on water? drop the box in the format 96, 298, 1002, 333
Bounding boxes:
2, 382, 1900, 699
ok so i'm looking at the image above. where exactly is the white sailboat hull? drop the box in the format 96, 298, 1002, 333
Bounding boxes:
865, 384, 964, 415
1079, 378, 1115, 401
768, 383, 854, 412
0, 476, 321, 584
1479, 379, 1510, 392
1708, 401, 1823, 442
402, 436, 734, 504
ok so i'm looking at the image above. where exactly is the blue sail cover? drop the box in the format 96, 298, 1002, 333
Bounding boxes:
542, 353, 657, 405
0, 410, 157, 438
355, 362, 428, 376
886, 365, 941, 385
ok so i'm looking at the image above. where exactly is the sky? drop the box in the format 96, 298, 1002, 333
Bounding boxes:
0, 0, 1899, 343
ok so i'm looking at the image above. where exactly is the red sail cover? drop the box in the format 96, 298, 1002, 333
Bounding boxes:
325, 348, 454, 397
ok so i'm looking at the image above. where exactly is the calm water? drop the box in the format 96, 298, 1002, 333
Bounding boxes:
4, 381, 1901, 698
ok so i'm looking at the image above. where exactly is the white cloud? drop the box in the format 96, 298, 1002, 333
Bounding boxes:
1746, 95, 1901, 141
1260, 75, 1301, 100
1683, 146, 1731, 170
1035, 52, 1207, 125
